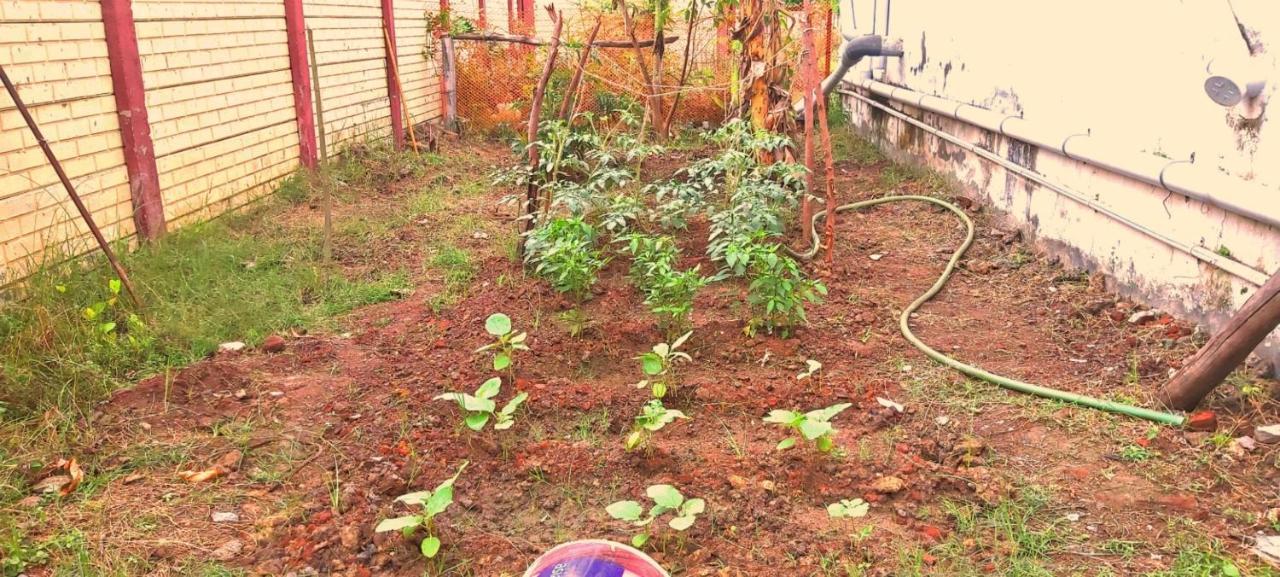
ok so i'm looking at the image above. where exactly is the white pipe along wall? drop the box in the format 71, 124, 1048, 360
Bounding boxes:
834, 0, 1280, 373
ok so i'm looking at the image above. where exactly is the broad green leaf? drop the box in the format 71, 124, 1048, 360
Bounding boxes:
475, 377, 501, 400
109, 279, 122, 295
395, 491, 433, 505
647, 484, 684, 509
653, 343, 670, 357
606, 500, 644, 521
669, 515, 696, 531
763, 409, 800, 424
776, 437, 797, 451
799, 419, 833, 441
652, 381, 667, 398
640, 353, 663, 376
485, 313, 512, 336
99, 322, 117, 333
420, 536, 442, 558
494, 418, 514, 430
816, 435, 835, 453
631, 533, 650, 548
499, 392, 528, 417
434, 392, 466, 404
625, 430, 645, 450
423, 484, 454, 516
681, 498, 705, 516
464, 412, 491, 431
459, 394, 496, 413
493, 352, 511, 371
375, 515, 421, 533
670, 330, 692, 351
510, 331, 527, 343
808, 403, 852, 423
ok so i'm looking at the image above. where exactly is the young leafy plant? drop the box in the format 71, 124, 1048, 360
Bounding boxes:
476, 313, 528, 372
606, 484, 706, 548
375, 461, 468, 559
435, 378, 528, 431
827, 498, 870, 519
524, 217, 608, 303
635, 331, 692, 398
625, 399, 689, 451
763, 403, 852, 453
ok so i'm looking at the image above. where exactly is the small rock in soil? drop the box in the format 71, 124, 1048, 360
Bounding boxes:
1254, 425, 1280, 444
871, 476, 905, 494
727, 475, 749, 490
339, 525, 361, 551
211, 511, 240, 523
1127, 309, 1162, 325
1254, 535, 1280, 565
211, 539, 243, 561
261, 334, 287, 353
1186, 411, 1218, 432
218, 341, 246, 353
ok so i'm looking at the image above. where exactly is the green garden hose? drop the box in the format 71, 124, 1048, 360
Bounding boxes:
792, 195, 1186, 426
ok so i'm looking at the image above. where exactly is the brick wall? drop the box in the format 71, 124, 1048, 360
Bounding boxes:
0, 0, 478, 282
0, 0, 133, 285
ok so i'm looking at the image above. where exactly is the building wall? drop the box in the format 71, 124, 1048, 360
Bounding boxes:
837, 0, 1280, 366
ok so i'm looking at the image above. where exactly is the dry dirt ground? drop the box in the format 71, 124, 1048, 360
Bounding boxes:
9, 137, 1280, 577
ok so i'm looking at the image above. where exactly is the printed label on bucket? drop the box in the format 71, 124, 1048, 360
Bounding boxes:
523, 540, 668, 577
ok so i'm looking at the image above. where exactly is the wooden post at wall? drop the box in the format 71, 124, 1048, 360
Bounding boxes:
1156, 270, 1280, 410
437, 0, 451, 124
283, 0, 318, 168
101, 0, 166, 240
381, 0, 405, 150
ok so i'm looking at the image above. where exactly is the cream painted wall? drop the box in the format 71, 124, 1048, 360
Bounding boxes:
836, 0, 1280, 370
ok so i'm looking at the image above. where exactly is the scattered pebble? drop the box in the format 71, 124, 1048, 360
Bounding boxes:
218, 341, 246, 353
870, 476, 905, 494
211, 511, 240, 523
869, 253, 884, 261
1254, 425, 1280, 444
935, 416, 950, 426
1127, 309, 1161, 325
211, 539, 244, 561
261, 334, 287, 353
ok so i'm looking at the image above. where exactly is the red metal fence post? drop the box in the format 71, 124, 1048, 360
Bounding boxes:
382, 0, 405, 150
283, 0, 318, 168
101, 0, 166, 240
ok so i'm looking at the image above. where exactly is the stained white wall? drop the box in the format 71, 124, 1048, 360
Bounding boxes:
837, 0, 1280, 369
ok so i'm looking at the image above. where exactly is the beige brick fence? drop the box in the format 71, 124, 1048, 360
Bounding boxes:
0, 0, 564, 284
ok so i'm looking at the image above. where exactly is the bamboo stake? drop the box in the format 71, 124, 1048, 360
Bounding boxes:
450, 31, 678, 48
0, 63, 142, 308
799, 0, 818, 247
383, 25, 420, 152
810, 2, 838, 263
518, 6, 565, 260
558, 18, 603, 121
307, 28, 333, 268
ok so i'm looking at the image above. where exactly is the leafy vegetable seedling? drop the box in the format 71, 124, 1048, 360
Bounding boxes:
435, 378, 528, 431
606, 484, 706, 548
796, 359, 822, 380
636, 331, 692, 398
375, 461, 468, 559
625, 399, 688, 451
476, 313, 529, 372
763, 403, 852, 453
827, 498, 870, 519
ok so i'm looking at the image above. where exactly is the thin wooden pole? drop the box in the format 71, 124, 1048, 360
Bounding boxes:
519, 6, 565, 259
1157, 270, 1280, 410
1, 63, 142, 308
383, 25, 421, 152
558, 18, 603, 121
799, 0, 818, 248
307, 28, 332, 267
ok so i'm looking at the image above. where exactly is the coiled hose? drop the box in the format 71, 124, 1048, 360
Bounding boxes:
790, 195, 1186, 426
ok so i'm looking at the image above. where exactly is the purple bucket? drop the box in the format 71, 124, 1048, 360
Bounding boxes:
523, 540, 669, 577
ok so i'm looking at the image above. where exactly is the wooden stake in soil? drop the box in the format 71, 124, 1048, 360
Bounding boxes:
519, 5, 564, 258
558, 18, 603, 121
811, 4, 838, 264
383, 25, 421, 153
1156, 270, 1280, 410
661, 0, 700, 136
451, 31, 678, 48
0, 63, 143, 308
307, 28, 333, 267
799, 0, 819, 247
617, 0, 664, 136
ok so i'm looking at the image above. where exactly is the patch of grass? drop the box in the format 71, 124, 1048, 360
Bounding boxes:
425, 244, 475, 312
927, 485, 1071, 575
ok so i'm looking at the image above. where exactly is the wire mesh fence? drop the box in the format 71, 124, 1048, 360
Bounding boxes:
453, 13, 734, 136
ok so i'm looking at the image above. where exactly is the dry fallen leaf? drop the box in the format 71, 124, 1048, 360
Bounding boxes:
30, 457, 85, 497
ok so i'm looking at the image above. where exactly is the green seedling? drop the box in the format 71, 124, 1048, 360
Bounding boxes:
625, 399, 688, 451
476, 313, 529, 372
435, 378, 528, 431
375, 461, 468, 559
764, 403, 852, 453
797, 359, 822, 380
636, 331, 692, 398
606, 484, 706, 548
827, 498, 870, 519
